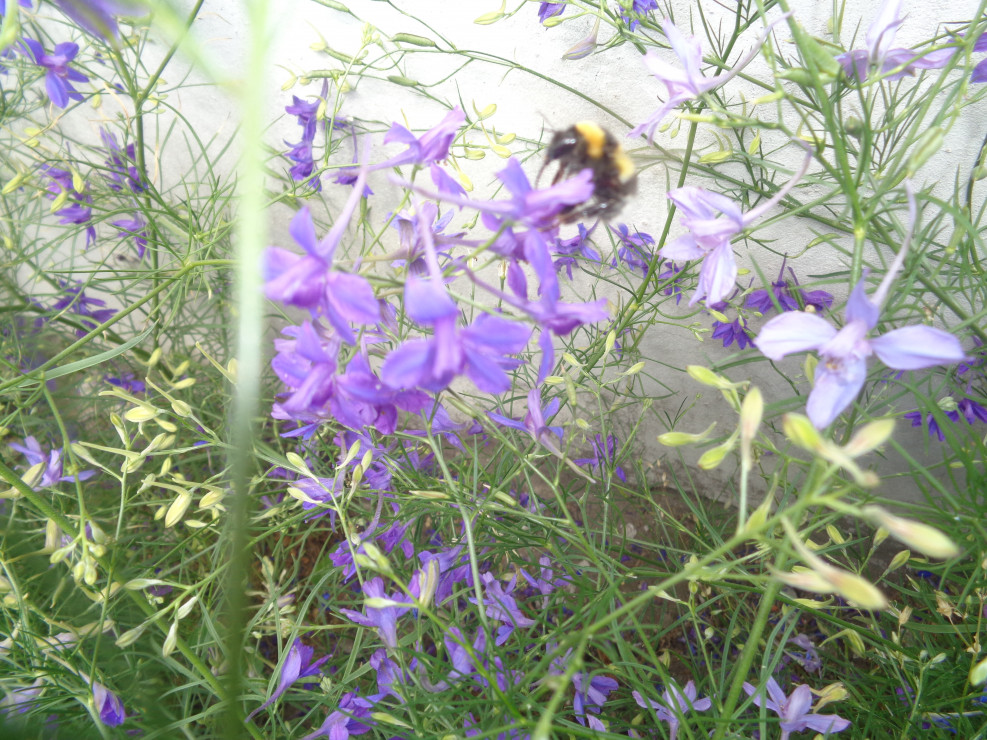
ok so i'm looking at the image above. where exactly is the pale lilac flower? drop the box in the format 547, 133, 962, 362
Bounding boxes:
633, 680, 712, 740
92, 682, 125, 726
22, 38, 88, 108
836, 0, 959, 82
664, 152, 811, 306
562, 18, 600, 60
755, 276, 965, 428
488, 388, 564, 454
742, 677, 850, 739
468, 572, 536, 645
630, 16, 786, 142
53, 0, 143, 41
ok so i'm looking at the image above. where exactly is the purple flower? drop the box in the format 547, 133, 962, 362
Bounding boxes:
663, 152, 812, 306
488, 388, 565, 454
92, 682, 125, 726
381, 107, 466, 167
52, 0, 142, 41
573, 672, 618, 724
711, 314, 752, 349
468, 572, 536, 644
283, 82, 329, 189
551, 223, 600, 280
904, 409, 946, 441
9, 436, 96, 490
49, 282, 115, 335
1, 680, 43, 716
573, 433, 627, 482
338, 576, 416, 648
111, 214, 147, 258
633, 680, 712, 740
610, 223, 654, 275
836, 0, 960, 82
742, 677, 850, 740
301, 692, 373, 740
100, 128, 145, 192
538, 2, 566, 23
264, 206, 380, 343
248, 638, 328, 720
22, 39, 88, 108
619, 0, 658, 32
746, 259, 834, 315
630, 17, 784, 142
754, 277, 966, 428
41, 166, 96, 247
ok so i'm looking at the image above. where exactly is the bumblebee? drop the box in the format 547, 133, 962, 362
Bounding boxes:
540, 121, 637, 223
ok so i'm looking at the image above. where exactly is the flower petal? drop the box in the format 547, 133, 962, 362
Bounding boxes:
754, 312, 836, 360
870, 326, 966, 370
807, 356, 868, 428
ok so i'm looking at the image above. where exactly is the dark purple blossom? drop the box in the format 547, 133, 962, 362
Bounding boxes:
247, 639, 329, 720
50, 282, 115, 335
111, 214, 147, 258
742, 677, 850, 739
99, 128, 145, 192
488, 389, 564, 454
610, 223, 654, 275
92, 682, 125, 726
41, 166, 96, 247
746, 259, 834, 315
551, 223, 600, 280
711, 315, 752, 349
22, 38, 88, 108
573, 433, 627, 482
467, 572, 536, 645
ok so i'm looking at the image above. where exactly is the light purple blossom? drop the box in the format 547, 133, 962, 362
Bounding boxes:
664, 152, 811, 306
632, 680, 712, 740
264, 206, 380, 343
381, 107, 466, 167
22, 38, 88, 108
338, 576, 417, 649
836, 0, 963, 82
537, 2, 566, 23
630, 17, 785, 142
619, 0, 658, 32
488, 388, 564, 454
468, 572, 536, 645
754, 276, 966, 428
743, 677, 850, 740
52, 0, 142, 41
610, 223, 655, 275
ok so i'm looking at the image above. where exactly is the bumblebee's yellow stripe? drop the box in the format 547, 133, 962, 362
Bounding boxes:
574, 121, 606, 159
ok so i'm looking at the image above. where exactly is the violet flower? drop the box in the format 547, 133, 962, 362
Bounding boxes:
100, 127, 145, 193
52, 0, 142, 41
381, 106, 465, 167
620, 0, 658, 32
610, 223, 654, 276
301, 691, 373, 740
630, 16, 786, 142
338, 576, 417, 649
663, 151, 812, 306
538, 2, 565, 23
49, 282, 115, 335
754, 184, 966, 428
742, 677, 850, 739
92, 682, 125, 726
468, 572, 536, 645
22, 38, 87, 108
264, 205, 380, 343
746, 259, 834, 315
633, 680, 712, 740
247, 639, 328, 720
551, 223, 600, 280
9, 436, 95, 489
711, 314, 752, 350
488, 388, 564, 454
111, 214, 147, 258
573, 433, 627, 482
836, 0, 959, 82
